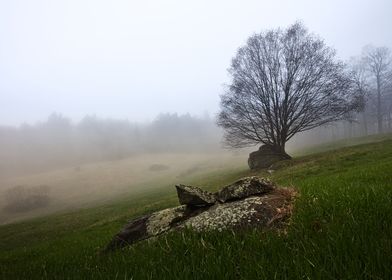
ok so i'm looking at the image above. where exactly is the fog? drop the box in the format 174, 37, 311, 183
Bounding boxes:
1, 0, 392, 224
1, 0, 392, 125
0, 113, 244, 224
1, 109, 390, 224
0, 111, 339, 224
0, 113, 223, 177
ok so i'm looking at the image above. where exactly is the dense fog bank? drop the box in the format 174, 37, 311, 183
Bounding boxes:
2, 108, 392, 178
0, 113, 223, 177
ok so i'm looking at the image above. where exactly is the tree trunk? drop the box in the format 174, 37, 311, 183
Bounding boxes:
272, 143, 291, 159
377, 76, 383, 133
345, 121, 353, 138
362, 112, 368, 136
330, 125, 336, 141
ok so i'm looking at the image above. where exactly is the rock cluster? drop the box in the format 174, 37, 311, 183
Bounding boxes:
105, 176, 295, 252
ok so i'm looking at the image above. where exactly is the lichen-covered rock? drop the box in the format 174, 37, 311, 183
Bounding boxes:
105, 205, 188, 251
146, 206, 187, 235
181, 190, 292, 232
248, 145, 291, 170
215, 176, 275, 203
175, 184, 216, 206
105, 177, 296, 252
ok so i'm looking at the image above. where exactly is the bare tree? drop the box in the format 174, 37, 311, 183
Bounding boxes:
349, 57, 370, 135
217, 23, 355, 156
363, 46, 391, 133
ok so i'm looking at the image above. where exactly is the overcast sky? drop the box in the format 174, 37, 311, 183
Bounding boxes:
1, 0, 391, 126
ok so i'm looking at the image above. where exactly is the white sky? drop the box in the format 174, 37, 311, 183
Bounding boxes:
1, 0, 391, 125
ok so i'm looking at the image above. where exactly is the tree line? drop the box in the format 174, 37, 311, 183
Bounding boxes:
349, 46, 392, 135
0, 113, 222, 177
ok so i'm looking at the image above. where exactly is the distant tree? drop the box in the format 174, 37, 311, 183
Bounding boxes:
363, 46, 391, 133
349, 57, 370, 135
218, 22, 355, 157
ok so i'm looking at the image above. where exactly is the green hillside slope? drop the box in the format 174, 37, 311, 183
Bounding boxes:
1, 135, 391, 279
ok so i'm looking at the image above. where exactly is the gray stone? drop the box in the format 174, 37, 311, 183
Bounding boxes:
181, 192, 287, 232
105, 177, 296, 252
215, 176, 275, 203
248, 145, 291, 170
105, 205, 188, 251
175, 184, 216, 206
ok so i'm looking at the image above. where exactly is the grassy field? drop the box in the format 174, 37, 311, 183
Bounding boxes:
0, 135, 391, 279
0, 152, 247, 225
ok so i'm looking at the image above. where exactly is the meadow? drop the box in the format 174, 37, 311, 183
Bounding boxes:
0, 134, 391, 279
0, 151, 247, 225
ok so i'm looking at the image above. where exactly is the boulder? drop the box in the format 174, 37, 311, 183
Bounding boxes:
248, 145, 291, 170
105, 177, 296, 252
215, 176, 275, 203
105, 205, 188, 251
175, 184, 216, 206
182, 190, 292, 232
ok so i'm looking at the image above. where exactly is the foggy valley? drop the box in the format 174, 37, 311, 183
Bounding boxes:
1, 109, 390, 224
1, 0, 392, 279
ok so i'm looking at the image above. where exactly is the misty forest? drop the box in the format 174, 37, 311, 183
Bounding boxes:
1, 1, 392, 279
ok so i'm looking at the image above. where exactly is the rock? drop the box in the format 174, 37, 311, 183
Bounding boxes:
175, 184, 216, 206
181, 190, 293, 232
248, 145, 291, 170
215, 176, 275, 203
105, 177, 296, 252
105, 205, 188, 251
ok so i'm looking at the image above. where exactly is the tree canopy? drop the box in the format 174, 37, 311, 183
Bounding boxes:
218, 22, 356, 154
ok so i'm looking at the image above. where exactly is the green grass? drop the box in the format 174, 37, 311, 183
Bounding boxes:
1, 135, 392, 279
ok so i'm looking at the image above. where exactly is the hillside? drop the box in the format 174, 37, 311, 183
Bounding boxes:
0, 134, 391, 279
0, 152, 248, 225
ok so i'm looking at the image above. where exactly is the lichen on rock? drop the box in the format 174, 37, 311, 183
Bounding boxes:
215, 176, 275, 203
105, 176, 296, 252
182, 197, 264, 231
146, 205, 187, 236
